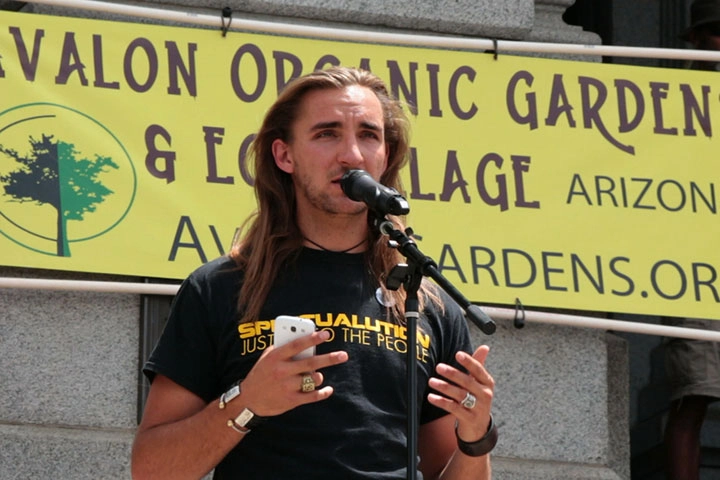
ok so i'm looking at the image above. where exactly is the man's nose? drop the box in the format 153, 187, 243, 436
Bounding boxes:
337, 137, 364, 167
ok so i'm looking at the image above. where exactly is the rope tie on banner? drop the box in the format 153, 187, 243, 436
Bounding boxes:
513, 298, 525, 329
221, 6, 232, 37
491, 38, 499, 60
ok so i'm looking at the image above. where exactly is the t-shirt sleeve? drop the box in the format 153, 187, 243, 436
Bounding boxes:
143, 275, 221, 403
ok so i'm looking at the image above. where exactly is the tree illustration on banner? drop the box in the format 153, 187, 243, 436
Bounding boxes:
0, 134, 119, 256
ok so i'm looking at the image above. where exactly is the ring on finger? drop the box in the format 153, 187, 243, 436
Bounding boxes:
461, 391, 476, 409
301, 373, 316, 393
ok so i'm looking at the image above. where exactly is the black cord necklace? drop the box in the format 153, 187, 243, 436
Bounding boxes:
303, 236, 366, 253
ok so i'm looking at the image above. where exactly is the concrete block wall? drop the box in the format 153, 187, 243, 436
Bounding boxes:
0, 1, 629, 479
0, 267, 139, 479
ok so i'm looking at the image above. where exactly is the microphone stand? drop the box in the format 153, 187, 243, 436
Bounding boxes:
371, 215, 496, 480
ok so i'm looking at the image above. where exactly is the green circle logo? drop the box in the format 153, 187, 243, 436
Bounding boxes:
0, 103, 136, 257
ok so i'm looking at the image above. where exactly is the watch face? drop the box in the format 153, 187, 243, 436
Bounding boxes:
236, 408, 255, 427
225, 385, 240, 403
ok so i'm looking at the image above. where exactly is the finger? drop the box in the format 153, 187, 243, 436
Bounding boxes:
290, 372, 335, 405
295, 386, 335, 404
299, 371, 324, 391
274, 330, 330, 360
433, 361, 476, 392
300, 350, 349, 372
456, 347, 494, 387
428, 375, 468, 404
472, 344, 490, 364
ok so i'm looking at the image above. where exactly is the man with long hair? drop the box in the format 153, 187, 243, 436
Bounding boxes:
132, 66, 496, 479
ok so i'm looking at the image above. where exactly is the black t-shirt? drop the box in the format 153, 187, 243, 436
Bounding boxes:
144, 248, 474, 480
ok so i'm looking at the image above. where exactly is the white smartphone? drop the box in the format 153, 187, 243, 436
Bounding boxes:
274, 315, 316, 360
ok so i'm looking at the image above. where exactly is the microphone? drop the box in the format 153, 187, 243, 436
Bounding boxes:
340, 169, 410, 215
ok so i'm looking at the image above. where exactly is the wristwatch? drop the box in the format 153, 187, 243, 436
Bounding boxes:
219, 382, 265, 434
227, 407, 265, 434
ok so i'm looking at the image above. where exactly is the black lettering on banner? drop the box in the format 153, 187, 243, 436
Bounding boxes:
273, 50, 302, 94
169, 216, 208, 263
209, 225, 234, 255
92, 34, 120, 89
9, 26, 43, 81
692, 263, 720, 302
545, 74, 576, 127
506, 70, 538, 129
0, 52, 4, 77
56, 32, 89, 85
578, 76, 634, 155
503, 249, 536, 288
44, 31, 196, 93
448, 66, 477, 120
238, 133, 256, 187
230, 43, 266, 102
408, 149, 436, 201
512, 155, 540, 208
615, 79, 644, 133
387, 60, 419, 115
632, 178, 654, 209
542, 251, 567, 291
466, 246, 637, 296
566, 174, 592, 205
571, 254, 604, 293
124, 38, 159, 93
656, 180, 686, 211
409, 148, 539, 210
432, 244, 717, 305
427, 63, 442, 118
507, 71, 713, 155
651, 260, 686, 300
609, 257, 634, 296
476, 153, 506, 209
567, 175, 717, 214
437, 244, 467, 283
650, 82, 678, 136
470, 246, 499, 285
440, 151, 471, 203
679, 83, 712, 137
145, 124, 176, 183
692, 183, 717, 213
595, 176, 621, 207
203, 126, 233, 184
165, 40, 198, 97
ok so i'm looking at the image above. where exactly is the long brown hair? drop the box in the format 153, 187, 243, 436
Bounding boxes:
230, 66, 440, 323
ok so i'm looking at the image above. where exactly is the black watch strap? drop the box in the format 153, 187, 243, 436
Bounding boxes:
228, 407, 265, 434
220, 381, 266, 434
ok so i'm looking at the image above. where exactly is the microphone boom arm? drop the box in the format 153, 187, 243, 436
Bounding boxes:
376, 218, 496, 335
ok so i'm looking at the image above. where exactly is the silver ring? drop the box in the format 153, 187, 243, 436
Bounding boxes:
301, 373, 316, 393
461, 391, 477, 409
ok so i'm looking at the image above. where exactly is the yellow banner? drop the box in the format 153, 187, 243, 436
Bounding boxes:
0, 11, 718, 319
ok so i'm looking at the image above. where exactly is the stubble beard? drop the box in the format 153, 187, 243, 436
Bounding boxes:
295, 172, 367, 218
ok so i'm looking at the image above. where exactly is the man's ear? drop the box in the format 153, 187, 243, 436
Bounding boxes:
272, 138, 294, 173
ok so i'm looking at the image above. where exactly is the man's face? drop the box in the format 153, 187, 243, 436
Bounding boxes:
272, 85, 389, 218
